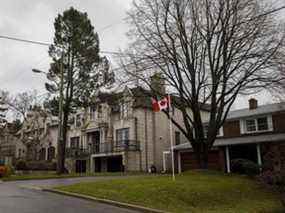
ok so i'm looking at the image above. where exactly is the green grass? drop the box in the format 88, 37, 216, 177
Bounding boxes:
55, 171, 284, 213
2, 172, 144, 181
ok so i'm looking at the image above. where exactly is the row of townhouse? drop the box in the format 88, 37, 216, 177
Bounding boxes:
174, 98, 285, 174
4, 84, 209, 173
65, 86, 210, 173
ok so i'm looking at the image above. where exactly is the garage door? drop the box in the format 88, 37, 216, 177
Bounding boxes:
180, 151, 221, 171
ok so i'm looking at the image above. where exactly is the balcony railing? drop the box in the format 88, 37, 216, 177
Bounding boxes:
66, 147, 90, 158
90, 140, 140, 154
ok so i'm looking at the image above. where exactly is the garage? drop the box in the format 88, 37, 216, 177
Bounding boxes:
180, 150, 222, 171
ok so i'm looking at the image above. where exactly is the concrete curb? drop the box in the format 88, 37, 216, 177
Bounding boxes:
44, 188, 167, 213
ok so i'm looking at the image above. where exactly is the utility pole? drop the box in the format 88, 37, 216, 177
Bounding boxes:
57, 51, 64, 174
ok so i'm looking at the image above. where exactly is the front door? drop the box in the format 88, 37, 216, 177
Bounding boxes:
94, 158, 101, 172
75, 160, 87, 173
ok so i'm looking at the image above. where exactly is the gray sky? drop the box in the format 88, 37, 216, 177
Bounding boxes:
0, 0, 284, 110
0, 0, 132, 96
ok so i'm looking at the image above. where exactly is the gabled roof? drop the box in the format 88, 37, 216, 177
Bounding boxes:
227, 102, 285, 120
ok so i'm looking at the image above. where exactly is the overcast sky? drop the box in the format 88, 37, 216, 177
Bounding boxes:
0, 0, 132, 96
0, 0, 284, 110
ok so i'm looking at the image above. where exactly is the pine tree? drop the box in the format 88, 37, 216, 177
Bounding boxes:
48, 7, 113, 173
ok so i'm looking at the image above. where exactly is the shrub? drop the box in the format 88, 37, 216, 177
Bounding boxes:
15, 160, 28, 171
260, 170, 285, 186
3, 165, 14, 177
231, 158, 260, 176
26, 161, 56, 171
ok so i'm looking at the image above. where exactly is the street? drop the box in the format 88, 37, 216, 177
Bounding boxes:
0, 177, 140, 213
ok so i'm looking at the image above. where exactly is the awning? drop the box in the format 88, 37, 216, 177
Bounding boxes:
173, 133, 285, 151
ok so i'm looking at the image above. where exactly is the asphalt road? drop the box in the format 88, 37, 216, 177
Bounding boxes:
0, 177, 140, 213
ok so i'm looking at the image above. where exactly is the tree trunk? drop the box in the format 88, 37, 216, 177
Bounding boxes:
57, 108, 69, 174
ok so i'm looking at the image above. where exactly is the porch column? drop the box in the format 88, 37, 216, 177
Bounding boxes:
90, 156, 94, 173
225, 146, 231, 173
256, 144, 262, 167
178, 151, 182, 174
45, 147, 48, 161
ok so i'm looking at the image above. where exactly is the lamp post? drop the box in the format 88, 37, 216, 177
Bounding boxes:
32, 52, 64, 174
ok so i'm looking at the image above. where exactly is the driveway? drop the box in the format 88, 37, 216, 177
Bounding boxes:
0, 176, 140, 213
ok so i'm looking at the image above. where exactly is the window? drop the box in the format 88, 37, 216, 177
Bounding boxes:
203, 125, 223, 138
175, 131, 180, 145
75, 114, 82, 127
97, 105, 102, 119
257, 117, 268, 131
116, 128, 130, 143
246, 119, 256, 132
120, 102, 131, 118
70, 137, 80, 148
90, 106, 96, 120
242, 115, 272, 134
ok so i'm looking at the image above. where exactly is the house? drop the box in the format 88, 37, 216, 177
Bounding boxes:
0, 122, 25, 165
65, 85, 211, 173
17, 107, 58, 163
174, 99, 285, 174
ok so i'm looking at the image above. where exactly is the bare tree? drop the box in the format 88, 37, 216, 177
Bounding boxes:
3, 90, 39, 121
121, 0, 285, 168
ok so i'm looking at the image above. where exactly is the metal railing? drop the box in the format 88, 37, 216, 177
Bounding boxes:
90, 140, 140, 154
66, 147, 90, 158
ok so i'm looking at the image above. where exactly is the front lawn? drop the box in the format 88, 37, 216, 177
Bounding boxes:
55, 171, 284, 213
2, 172, 143, 181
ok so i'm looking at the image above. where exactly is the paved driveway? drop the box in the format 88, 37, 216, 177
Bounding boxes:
0, 177, 140, 213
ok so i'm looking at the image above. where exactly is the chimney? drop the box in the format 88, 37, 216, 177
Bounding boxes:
150, 73, 166, 95
249, 98, 258, 110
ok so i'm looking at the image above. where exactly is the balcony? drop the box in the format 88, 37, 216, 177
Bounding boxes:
91, 140, 140, 154
66, 147, 90, 158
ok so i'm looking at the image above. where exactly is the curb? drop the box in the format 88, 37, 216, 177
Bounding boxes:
44, 188, 167, 213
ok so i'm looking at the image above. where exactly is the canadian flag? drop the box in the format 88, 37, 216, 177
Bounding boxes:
151, 96, 170, 112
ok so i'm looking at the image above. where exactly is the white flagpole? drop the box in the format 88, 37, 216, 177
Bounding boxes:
168, 94, 175, 181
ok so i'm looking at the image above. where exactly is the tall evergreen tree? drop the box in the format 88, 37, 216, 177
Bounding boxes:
48, 7, 113, 173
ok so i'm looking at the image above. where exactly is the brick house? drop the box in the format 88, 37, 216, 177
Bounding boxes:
65, 86, 210, 173
174, 99, 285, 174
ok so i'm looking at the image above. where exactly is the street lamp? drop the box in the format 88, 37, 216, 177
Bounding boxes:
32, 52, 64, 174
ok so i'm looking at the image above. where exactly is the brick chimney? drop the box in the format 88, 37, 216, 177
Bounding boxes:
249, 98, 258, 110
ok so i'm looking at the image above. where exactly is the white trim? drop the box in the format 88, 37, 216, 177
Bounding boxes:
225, 146, 231, 173
241, 115, 273, 134
162, 151, 170, 172
91, 152, 124, 158
268, 115, 273, 131
240, 119, 245, 134
218, 126, 224, 137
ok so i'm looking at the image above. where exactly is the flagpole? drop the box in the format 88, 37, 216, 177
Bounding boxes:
168, 94, 175, 181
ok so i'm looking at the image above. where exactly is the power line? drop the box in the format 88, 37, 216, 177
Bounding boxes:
0, 35, 123, 56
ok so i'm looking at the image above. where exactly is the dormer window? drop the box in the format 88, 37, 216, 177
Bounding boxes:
193, 125, 223, 138
241, 115, 273, 134
203, 125, 224, 137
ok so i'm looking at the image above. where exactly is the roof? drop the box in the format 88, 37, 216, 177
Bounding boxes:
227, 102, 285, 120
93, 86, 211, 111
173, 133, 285, 150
